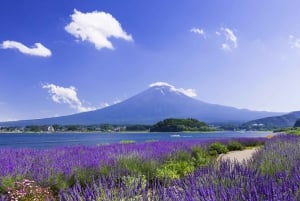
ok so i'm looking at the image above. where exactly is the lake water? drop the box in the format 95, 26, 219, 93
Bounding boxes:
0, 131, 272, 149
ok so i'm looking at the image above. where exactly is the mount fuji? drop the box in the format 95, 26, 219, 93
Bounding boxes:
0, 82, 282, 126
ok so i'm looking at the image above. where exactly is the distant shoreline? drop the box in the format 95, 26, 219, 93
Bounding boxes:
0, 130, 273, 134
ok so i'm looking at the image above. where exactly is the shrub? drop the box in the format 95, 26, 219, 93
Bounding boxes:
116, 156, 143, 175
49, 173, 73, 194
174, 150, 193, 162
208, 150, 218, 156
240, 139, 265, 147
115, 156, 158, 181
191, 146, 211, 167
209, 142, 228, 154
0, 177, 16, 194
227, 141, 244, 151
156, 160, 194, 180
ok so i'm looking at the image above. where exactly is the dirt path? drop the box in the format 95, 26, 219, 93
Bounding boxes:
218, 148, 259, 163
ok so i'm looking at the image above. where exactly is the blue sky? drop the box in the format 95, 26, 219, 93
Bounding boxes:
1, 0, 300, 121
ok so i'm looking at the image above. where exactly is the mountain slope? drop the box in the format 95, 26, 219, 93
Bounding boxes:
0, 84, 283, 126
243, 111, 300, 128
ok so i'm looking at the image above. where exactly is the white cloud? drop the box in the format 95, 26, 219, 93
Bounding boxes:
217, 27, 238, 51
98, 99, 121, 109
0, 117, 18, 122
177, 88, 197, 97
149, 82, 174, 88
289, 35, 300, 48
99, 102, 110, 108
65, 9, 133, 50
0, 40, 52, 57
221, 43, 231, 51
190, 27, 206, 38
42, 83, 95, 112
223, 28, 238, 47
149, 82, 197, 97
113, 99, 121, 104
215, 31, 221, 36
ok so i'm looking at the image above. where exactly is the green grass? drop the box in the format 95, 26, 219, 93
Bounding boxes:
274, 127, 300, 135
119, 140, 136, 144
287, 129, 300, 135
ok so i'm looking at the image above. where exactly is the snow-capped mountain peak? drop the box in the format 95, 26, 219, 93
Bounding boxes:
149, 82, 197, 97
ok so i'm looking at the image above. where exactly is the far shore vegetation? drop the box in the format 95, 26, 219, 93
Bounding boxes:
149, 118, 215, 132
272, 118, 300, 135
0, 118, 216, 133
3, 116, 300, 133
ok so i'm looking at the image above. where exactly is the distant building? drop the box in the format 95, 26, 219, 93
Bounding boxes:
47, 126, 55, 132
252, 123, 264, 127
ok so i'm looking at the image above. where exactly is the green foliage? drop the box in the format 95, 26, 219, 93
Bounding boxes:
99, 165, 111, 176
227, 141, 244, 151
288, 129, 300, 135
174, 150, 193, 161
122, 175, 147, 189
219, 124, 240, 131
241, 140, 265, 147
209, 142, 228, 155
73, 168, 100, 186
157, 148, 212, 181
49, 173, 73, 194
208, 150, 218, 156
116, 156, 158, 180
65, 125, 81, 131
254, 140, 297, 176
120, 140, 136, 144
125, 125, 151, 131
278, 127, 300, 135
0, 176, 17, 194
100, 124, 114, 131
156, 160, 194, 180
146, 139, 158, 143
113, 148, 213, 183
191, 146, 211, 167
24, 125, 43, 132
150, 118, 210, 132
116, 156, 143, 174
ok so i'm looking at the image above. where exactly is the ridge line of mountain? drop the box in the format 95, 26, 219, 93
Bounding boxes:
0, 84, 284, 127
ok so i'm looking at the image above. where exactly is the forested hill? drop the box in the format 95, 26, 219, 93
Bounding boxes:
150, 118, 212, 132
294, 119, 300, 127
243, 111, 300, 129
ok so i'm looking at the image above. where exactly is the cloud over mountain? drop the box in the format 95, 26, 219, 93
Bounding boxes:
42, 83, 95, 112
149, 82, 197, 97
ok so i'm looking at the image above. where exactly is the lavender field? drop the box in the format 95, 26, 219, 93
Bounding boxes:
0, 135, 299, 200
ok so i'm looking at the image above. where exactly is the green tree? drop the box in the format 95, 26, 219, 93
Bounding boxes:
150, 118, 210, 132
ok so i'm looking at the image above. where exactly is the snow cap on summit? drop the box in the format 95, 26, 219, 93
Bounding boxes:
149, 82, 197, 97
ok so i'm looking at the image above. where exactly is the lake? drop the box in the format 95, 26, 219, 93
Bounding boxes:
0, 131, 272, 149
